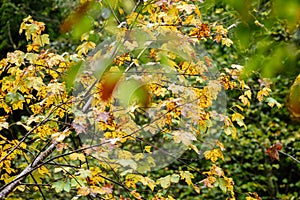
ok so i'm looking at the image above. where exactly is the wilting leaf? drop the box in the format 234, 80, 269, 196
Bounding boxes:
266, 142, 283, 161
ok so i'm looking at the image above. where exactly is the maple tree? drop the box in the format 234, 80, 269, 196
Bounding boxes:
0, 0, 299, 199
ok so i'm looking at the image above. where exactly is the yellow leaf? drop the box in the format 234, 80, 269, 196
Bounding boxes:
17, 185, 26, 192
193, 184, 200, 193
244, 90, 252, 99
78, 186, 90, 196
131, 190, 142, 199
203, 176, 216, 188
204, 149, 224, 162
0, 116, 9, 131
231, 113, 246, 129
69, 153, 85, 162
206, 80, 222, 100
180, 171, 194, 186
140, 177, 156, 191
38, 166, 51, 177
224, 126, 237, 139
287, 74, 300, 118
239, 95, 250, 107
51, 129, 70, 142
221, 38, 233, 47
194, 6, 202, 18
257, 87, 271, 102
246, 197, 257, 200
144, 146, 152, 153
189, 144, 199, 154
76, 41, 96, 56
235, 104, 244, 111
215, 140, 225, 151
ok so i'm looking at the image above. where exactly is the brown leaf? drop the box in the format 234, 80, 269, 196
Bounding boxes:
266, 142, 282, 161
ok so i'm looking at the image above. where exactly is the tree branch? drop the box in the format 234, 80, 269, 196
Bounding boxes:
279, 150, 300, 164
0, 142, 57, 199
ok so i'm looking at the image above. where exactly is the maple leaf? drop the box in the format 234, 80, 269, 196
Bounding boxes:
76, 41, 96, 56
231, 112, 246, 129
204, 149, 224, 162
257, 87, 271, 102
266, 142, 283, 161
180, 171, 194, 186
171, 130, 197, 146
189, 23, 210, 40
70, 153, 86, 162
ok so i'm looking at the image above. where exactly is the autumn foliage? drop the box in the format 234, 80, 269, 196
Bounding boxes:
0, 0, 299, 199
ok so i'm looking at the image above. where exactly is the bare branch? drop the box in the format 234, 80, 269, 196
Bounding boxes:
0, 142, 57, 199
279, 150, 300, 164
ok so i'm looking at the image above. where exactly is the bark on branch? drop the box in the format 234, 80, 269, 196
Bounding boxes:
0, 142, 57, 199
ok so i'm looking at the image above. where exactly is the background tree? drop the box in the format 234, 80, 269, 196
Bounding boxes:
0, 0, 79, 58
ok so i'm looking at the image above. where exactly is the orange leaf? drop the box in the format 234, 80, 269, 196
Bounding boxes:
100, 72, 123, 101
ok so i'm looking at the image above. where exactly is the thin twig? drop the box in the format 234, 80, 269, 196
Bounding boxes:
7, 21, 17, 49
0, 108, 54, 163
20, 183, 51, 187
279, 151, 300, 164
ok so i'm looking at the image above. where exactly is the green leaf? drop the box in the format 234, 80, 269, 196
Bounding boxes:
64, 179, 71, 192
116, 79, 150, 107
52, 180, 65, 193
218, 178, 227, 193
5, 92, 24, 105
78, 169, 92, 179
170, 174, 180, 183
157, 175, 171, 189
63, 61, 83, 91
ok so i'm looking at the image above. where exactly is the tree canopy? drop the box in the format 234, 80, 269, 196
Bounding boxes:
0, 0, 299, 199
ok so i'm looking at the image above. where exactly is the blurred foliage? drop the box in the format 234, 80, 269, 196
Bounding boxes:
0, 0, 79, 58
